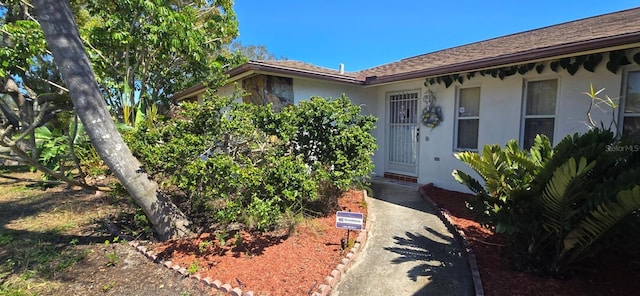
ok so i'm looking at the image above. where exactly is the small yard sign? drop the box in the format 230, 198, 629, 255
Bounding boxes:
336, 211, 364, 231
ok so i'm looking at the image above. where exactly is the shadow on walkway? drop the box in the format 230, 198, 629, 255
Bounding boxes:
385, 226, 471, 296
332, 180, 473, 296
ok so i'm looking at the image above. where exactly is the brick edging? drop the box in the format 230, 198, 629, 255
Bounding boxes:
126, 189, 371, 296
418, 183, 485, 296
127, 240, 254, 296
310, 189, 370, 296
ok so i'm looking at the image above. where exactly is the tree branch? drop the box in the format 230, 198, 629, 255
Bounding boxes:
1, 136, 96, 190
16, 65, 69, 92
0, 173, 67, 185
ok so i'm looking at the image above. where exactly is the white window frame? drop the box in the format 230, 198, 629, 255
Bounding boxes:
454, 86, 481, 151
521, 78, 559, 148
620, 69, 640, 138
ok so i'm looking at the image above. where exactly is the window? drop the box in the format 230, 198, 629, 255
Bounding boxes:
622, 71, 640, 139
523, 79, 557, 148
456, 87, 480, 150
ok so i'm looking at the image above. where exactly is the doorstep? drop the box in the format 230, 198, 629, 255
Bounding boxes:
382, 172, 418, 183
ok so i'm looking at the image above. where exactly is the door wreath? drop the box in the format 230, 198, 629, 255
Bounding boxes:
422, 106, 442, 128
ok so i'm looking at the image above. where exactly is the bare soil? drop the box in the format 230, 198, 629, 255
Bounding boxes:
423, 185, 640, 296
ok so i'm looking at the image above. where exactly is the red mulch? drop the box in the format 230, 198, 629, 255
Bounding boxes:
149, 190, 366, 296
423, 185, 640, 296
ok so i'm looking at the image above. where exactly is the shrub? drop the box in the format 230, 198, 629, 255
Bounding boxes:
454, 128, 640, 275
257, 95, 377, 191
126, 94, 376, 231
452, 135, 552, 232
35, 126, 73, 176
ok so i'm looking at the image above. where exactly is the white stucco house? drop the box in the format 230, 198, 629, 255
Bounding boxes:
172, 7, 640, 192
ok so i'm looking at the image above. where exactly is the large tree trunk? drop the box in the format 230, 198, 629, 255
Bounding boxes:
32, 0, 190, 240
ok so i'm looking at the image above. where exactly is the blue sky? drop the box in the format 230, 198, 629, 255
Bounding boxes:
233, 1, 640, 71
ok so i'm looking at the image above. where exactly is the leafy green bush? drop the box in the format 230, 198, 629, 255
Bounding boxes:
35, 126, 72, 175
453, 135, 552, 232
454, 128, 640, 275
126, 94, 376, 231
257, 95, 377, 190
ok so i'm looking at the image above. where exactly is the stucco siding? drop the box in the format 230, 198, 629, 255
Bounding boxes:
216, 83, 242, 103
367, 63, 634, 192
292, 78, 364, 103
210, 49, 640, 193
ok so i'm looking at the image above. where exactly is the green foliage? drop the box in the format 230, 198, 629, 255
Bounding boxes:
228, 40, 281, 61
539, 157, 596, 235
0, 0, 241, 190
80, 0, 239, 108
215, 231, 229, 247
0, 20, 47, 78
127, 95, 376, 232
102, 281, 116, 292
454, 128, 640, 275
187, 260, 199, 274
258, 95, 377, 191
198, 240, 213, 253
234, 232, 243, 249
583, 83, 619, 134
133, 209, 153, 237
452, 135, 552, 231
104, 250, 119, 267
0, 233, 14, 246
34, 127, 72, 176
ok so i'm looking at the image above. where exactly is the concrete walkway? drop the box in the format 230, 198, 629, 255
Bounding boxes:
332, 179, 474, 296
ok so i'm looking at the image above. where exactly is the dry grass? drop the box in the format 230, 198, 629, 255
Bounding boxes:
0, 168, 120, 295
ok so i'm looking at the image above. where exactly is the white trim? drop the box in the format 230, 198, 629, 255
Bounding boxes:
520, 77, 560, 147
620, 68, 640, 137
454, 86, 481, 151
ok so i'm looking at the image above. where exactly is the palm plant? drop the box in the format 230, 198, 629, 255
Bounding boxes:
452, 135, 552, 232
454, 128, 640, 274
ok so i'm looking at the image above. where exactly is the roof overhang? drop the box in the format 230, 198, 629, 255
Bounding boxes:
227, 62, 365, 85
365, 32, 640, 85
170, 83, 207, 103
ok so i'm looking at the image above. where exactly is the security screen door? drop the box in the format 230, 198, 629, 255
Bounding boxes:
387, 91, 419, 176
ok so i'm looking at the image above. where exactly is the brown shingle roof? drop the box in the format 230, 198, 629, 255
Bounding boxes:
234, 7, 640, 86
358, 7, 640, 84
227, 60, 365, 84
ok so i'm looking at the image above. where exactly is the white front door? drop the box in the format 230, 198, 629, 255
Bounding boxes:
387, 91, 419, 176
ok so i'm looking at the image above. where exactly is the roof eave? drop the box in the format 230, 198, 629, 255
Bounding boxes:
227, 62, 366, 85
170, 83, 207, 103
365, 32, 640, 85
